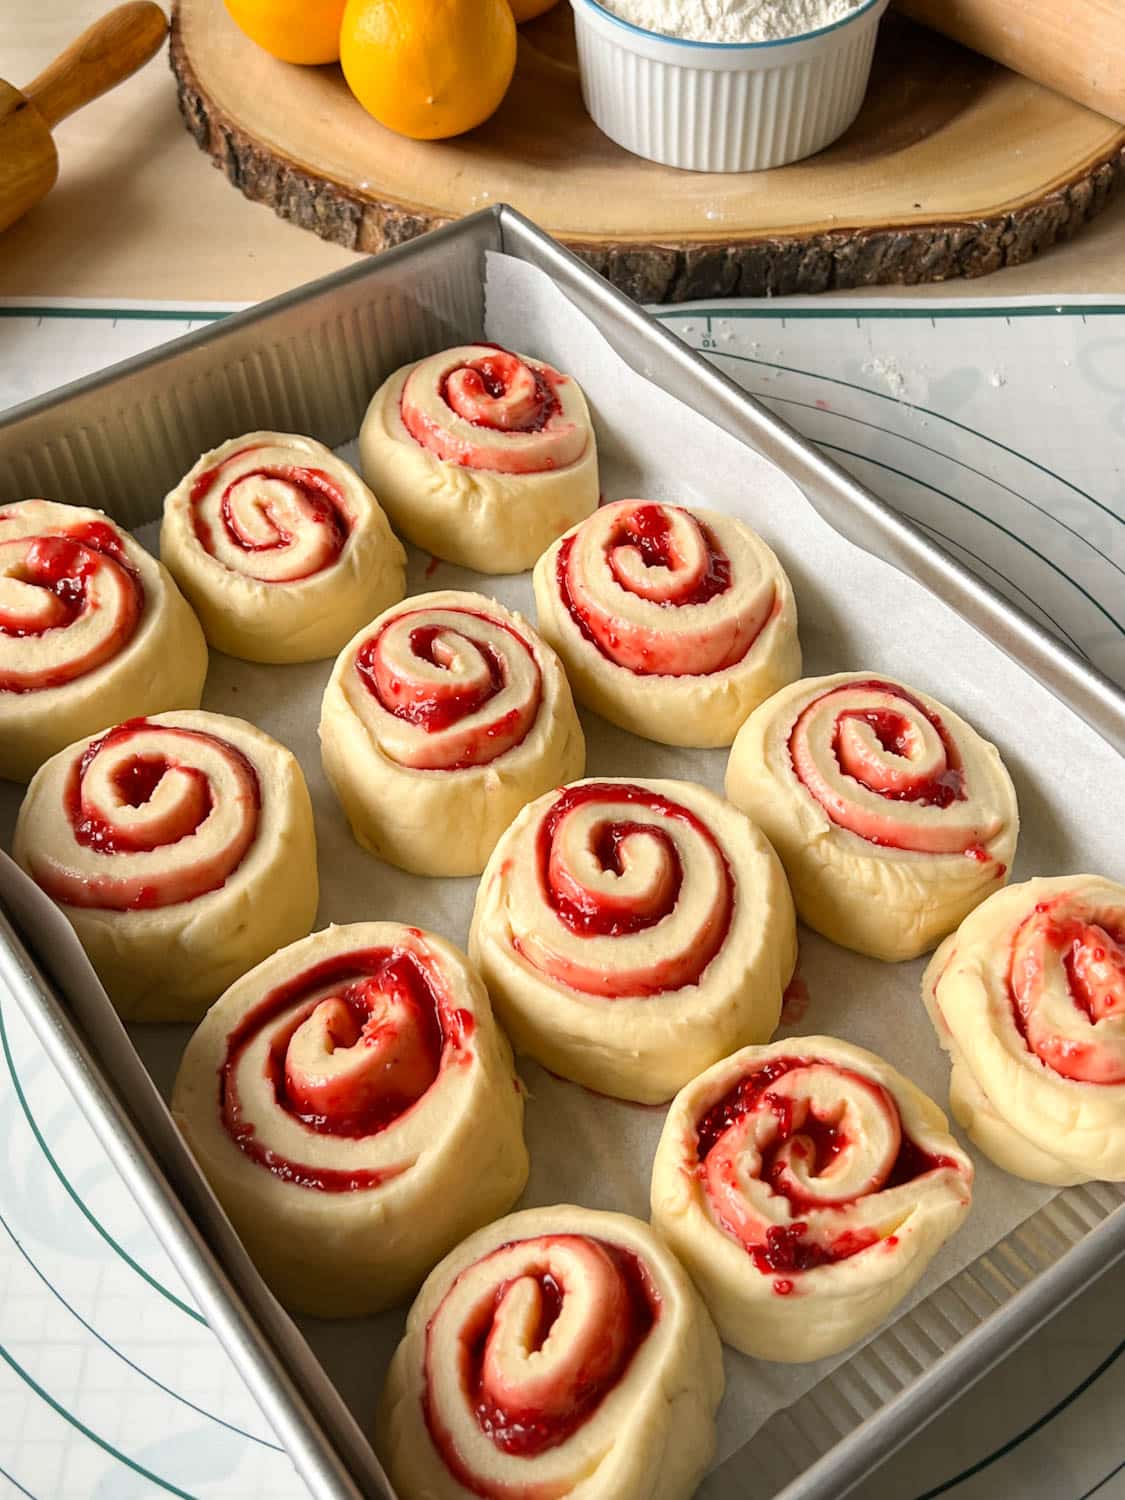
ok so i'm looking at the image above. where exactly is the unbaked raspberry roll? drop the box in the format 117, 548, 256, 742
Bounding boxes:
469, 777, 796, 1103
726, 673, 1019, 961
358, 344, 598, 573
13, 710, 317, 1021
378, 1205, 723, 1500
651, 1037, 973, 1362
319, 590, 585, 877
0, 500, 207, 782
160, 432, 406, 663
534, 499, 800, 748
173, 923, 528, 1318
923, 875, 1125, 1185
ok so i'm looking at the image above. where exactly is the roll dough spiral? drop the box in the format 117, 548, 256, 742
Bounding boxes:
534, 499, 800, 747
160, 432, 406, 663
378, 1205, 723, 1500
726, 672, 1019, 961
469, 776, 796, 1103
13, 710, 317, 1021
0, 500, 207, 782
923, 875, 1125, 1184
173, 923, 528, 1317
359, 345, 598, 574
320, 590, 585, 877
651, 1036, 973, 1361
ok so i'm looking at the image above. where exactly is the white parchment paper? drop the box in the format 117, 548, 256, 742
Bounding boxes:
1, 252, 1122, 1486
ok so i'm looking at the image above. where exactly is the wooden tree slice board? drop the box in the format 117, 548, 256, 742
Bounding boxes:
171, 0, 1125, 301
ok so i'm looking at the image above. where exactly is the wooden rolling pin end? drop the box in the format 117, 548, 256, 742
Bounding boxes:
896, 0, 1125, 125
0, 84, 59, 234
0, 3, 168, 234
25, 1, 168, 129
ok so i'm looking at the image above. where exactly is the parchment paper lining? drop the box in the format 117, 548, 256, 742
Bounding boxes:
1, 252, 1121, 1483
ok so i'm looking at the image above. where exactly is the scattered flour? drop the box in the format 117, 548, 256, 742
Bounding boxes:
862, 356, 907, 400
601, 0, 867, 43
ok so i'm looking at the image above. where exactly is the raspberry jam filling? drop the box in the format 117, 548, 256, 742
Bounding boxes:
64, 719, 251, 859
536, 782, 729, 949
400, 348, 584, 475
1008, 897, 1125, 1085
555, 501, 767, 679
30, 718, 262, 913
220, 945, 468, 1191
423, 1234, 660, 1486
696, 1057, 957, 1276
786, 678, 1004, 860
190, 447, 351, 580
438, 350, 561, 434
822, 679, 965, 808
604, 504, 731, 605
0, 521, 144, 692
355, 607, 542, 770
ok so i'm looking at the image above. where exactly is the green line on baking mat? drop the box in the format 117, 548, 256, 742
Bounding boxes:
0, 306, 229, 321
0, 1205, 283, 1451
1078, 1457, 1125, 1500
816, 441, 1125, 636
658, 304, 1125, 319
708, 347, 1124, 528
0, 1462, 38, 1499
0, 1338, 198, 1498
757, 392, 1125, 563
910, 517, 1088, 659
912, 1336, 1125, 1500
0, 1002, 205, 1324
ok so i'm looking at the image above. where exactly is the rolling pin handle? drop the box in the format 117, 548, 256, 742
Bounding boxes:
24, 2, 168, 130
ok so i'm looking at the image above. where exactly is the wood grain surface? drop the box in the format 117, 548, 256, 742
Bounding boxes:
895, 0, 1125, 125
151, 0, 1125, 298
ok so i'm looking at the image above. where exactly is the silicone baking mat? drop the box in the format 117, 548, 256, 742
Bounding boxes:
0, 295, 1121, 1500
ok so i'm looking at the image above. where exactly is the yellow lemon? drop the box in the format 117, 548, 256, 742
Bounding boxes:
223, 0, 346, 64
341, 0, 518, 141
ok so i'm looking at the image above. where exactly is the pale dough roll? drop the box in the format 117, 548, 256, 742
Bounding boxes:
469, 776, 796, 1103
923, 875, 1125, 1185
378, 1205, 723, 1500
726, 672, 1019, 961
534, 499, 800, 747
172, 923, 529, 1318
0, 500, 207, 782
319, 590, 585, 877
160, 432, 406, 663
651, 1037, 973, 1362
13, 710, 317, 1021
358, 345, 598, 574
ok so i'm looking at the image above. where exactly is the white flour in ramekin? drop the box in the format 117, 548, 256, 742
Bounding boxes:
600, 0, 867, 42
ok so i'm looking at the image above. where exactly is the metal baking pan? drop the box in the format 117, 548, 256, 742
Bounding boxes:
0, 206, 1122, 1500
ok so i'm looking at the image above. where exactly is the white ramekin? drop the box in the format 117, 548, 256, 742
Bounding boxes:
570, 0, 890, 173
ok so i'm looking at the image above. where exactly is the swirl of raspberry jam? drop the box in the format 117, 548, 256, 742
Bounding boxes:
30, 719, 260, 912
0, 521, 143, 692
439, 350, 561, 434
556, 501, 774, 677
355, 606, 543, 770
695, 1057, 958, 1278
190, 446, 351, 583
423, 1233, 659, 1490
1008, 897, 1125, 1085
220, 946, 474, 1192
787, 678, 1005, 856
400, 347, 585, 475
517, 782, 734, 997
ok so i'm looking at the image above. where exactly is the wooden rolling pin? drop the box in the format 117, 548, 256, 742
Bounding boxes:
0, 3, 168, 234
896, 0, 1125, 125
